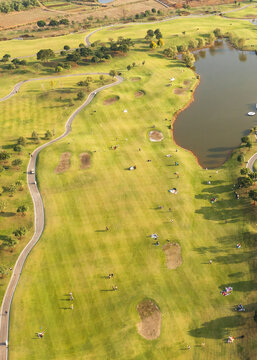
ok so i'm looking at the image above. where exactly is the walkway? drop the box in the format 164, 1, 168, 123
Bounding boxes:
0, 73, 123, 360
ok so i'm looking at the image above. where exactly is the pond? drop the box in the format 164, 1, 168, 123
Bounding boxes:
98, 0, 114, 3
173, 41, 257, 169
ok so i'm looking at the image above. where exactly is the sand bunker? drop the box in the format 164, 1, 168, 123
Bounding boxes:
80, 152, 91, 170
103, 95, 119, 105
149, 130, 164, 142
163, 243, 182, 269
174, 87, 186, 95
137, 299, 161, 340
130, 77, 141, 82
135, 90, 145, 98
55, 152, 71, 173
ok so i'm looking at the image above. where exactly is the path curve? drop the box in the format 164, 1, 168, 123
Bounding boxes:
247, 152, 257, 172
0, 72, 123, 360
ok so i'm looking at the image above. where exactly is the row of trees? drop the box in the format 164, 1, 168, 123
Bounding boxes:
37, 18, 69, 28
0, 0, 37, 13
36, 37, 134, 69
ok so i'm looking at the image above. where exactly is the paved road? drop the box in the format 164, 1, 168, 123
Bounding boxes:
247, 151, 257, 172
0, 72, 123, 360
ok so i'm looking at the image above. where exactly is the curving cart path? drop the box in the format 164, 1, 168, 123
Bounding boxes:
247, 152, 257, 172
0, 72, 123, 360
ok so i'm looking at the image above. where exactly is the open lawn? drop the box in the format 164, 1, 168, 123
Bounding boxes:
227, 4, 257, 18
0, 14, 256, 360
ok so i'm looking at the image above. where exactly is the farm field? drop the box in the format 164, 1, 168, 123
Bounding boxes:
0, 14, 256, 360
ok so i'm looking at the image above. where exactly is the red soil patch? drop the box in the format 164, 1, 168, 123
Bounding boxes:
137, 299, 161, 340
80, 152, 91, 170
55, 152, 71, 173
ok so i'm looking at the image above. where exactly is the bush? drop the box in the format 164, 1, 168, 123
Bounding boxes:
76, 91, 85, 100
0, 151, 10, 161
49, 19, 58, 26
17, 136, 26, 146
13, 145, 23, 152
237, 176, 253, 188
37, 20, 46, 27
12, 159, 22, 166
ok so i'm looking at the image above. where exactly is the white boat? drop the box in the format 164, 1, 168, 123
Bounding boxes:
248, 112, 256, 116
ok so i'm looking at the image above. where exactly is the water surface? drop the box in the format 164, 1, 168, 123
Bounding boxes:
173, 42, 257, 168
98, 0, 114, 3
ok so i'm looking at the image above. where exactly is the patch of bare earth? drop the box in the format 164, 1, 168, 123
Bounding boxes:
183, 80, 191, 86
163, 243, 182, 269
149, 130, 164, 142
80, 152, 90, 170
137, 299, 161, 340
130, 77, 141, 82
174, 87, 186, 95
135, 90, 145, 97
103, 96, 119, 105
55, 152, 71, 173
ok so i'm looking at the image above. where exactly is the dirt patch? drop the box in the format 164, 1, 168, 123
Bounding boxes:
183, 80, 191, 86
130, 77, 141, 82
149, 130, 164, 142
174, 87, 186, 95
135, 90, 145, 98
55, 152, 71, 173
137, 299, 161, 340
163, 243, 182, 269
103, 95, 119, 105
80, 152, 91, 170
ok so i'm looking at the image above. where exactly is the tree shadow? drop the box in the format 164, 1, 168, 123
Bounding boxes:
0, 212, 16, 217
218, 281, 257, 292
189, 315, 246, 339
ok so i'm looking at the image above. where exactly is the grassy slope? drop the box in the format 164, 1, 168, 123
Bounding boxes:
0, 14, 253, 360
0, 75, 112, 302
226, 2, 257, 18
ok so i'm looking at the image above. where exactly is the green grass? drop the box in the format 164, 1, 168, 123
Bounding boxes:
253, 159, 257, 172
226, 3, 257, 18
0, 14, 256, 360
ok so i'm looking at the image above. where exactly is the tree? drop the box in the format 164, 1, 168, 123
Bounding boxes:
49, 19, 59, 26
150, 41, 157, 49
55, 66, 63, 73
208, 33, 216, 44
237, 176, 253, 188
17, 136, 26, 146
182, 51, 195, 68
157, 38, 164, 47
151, 8, 156, 13
246, 141, 252, 149
198, 38, 205, 48
0, 265, 8, 278
64, 45, 70, 51
0, 151, 10, 161
32, 130, 39, 141
163, 47, 177, 59
213, 28, 222, 38
2, 236, 17, 248
2, 54, 11, 62
17, 205, 28, 216
177, 44, 188, 52
237, 154, 244, 163
240, 168, 250, 175
249, 190, 257, 205
0, 200, 7, 213
188, 39, 198, 50
99, 75, 105, 84
59, 18, 69, 25
146, 29, 154, 38
13, 144, 23, 152
238, 38, 245, 49
37, 49, 55, 62
37, 20, 46, 27
13, 226, 27, 239
45, 130, 52, 139
127, 65, 131, 71
77, 91, 85, 100
12, 159, 22, 167
66, 52, 81, 62
109, 70, 117, 78
2, 184, 16, 195
254, 310, 257, 324
241, 136, 250, 144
